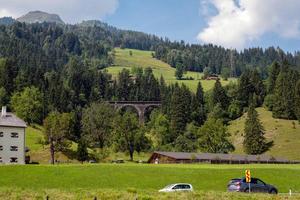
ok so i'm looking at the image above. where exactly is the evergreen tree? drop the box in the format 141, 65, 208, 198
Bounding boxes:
295, 80, 300, 121
191, 82, 206, 125
243, 104, 273, 155
267, 61, 280, 94
77, 139, 89, 163
169, 84, 192, 141
116, 69, 132, 101
273, 67, 299, 119
237, 69, 253, 108
250, 69, 265, 106
211, 79, 229, 110
175, 63, 184, 80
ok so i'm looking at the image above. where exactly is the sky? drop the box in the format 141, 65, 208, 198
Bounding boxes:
1, 0, 300, 52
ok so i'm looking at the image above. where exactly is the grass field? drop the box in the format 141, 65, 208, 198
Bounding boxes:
106, 48, 236, 92
0, 164, 300, 199
25, 125, 151, 164
25, 125, 80, 164
0, 188, 298, 200
228, 107, 300, 160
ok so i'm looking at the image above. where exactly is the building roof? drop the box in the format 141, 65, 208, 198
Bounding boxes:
151, 151, 291, 163
0, 112, 27, 128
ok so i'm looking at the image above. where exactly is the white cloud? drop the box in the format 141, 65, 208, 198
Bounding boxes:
0, 0, 119, 23
198, 0, 300, 49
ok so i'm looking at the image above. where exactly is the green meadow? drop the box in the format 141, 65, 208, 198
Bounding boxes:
106, 48, 236, 92
0, 164, 300, 199
229, 107, 300, 161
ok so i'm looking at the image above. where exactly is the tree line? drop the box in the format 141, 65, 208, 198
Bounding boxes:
0, 21, 299, 162
2, 20, 300, 79
3, 62, 297, 162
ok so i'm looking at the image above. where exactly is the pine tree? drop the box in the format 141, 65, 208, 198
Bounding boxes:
175, 63, 184, 80
243, 104, 273, 155
116, 69, 132, 101
250, 69, 265, 106
273, 67, 299, 119
169, 84, 191, 141
77, 139, 89, 163
191, 82, 206, 125
211, 79, 229, 110
267, 61, 280, 94
295, 80, 300, 121
237, 69, 253, 108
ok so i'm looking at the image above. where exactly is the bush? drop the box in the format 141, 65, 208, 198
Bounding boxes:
90, 148, 111, 162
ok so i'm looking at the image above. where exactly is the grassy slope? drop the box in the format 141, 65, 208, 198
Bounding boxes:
106, 48, 236, 92
0, 164, 300, 199
26, 125, 79, 164
26, 125, 151, 164
228, 107, 300, 160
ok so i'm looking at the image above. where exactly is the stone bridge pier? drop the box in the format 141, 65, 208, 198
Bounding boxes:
109, 101, 161, 124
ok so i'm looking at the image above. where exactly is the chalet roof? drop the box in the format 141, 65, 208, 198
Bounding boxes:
0, 112, 27, 128
152, 151, 290, 162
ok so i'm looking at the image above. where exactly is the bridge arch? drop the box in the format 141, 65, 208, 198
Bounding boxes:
109, 101, 161, 124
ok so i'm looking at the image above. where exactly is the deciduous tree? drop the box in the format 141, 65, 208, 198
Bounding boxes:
114, 112, 140, 161
198, 118, 234, 153
44, 111, 73, 164
82, 102, 116, 148
11, 86, 43, 124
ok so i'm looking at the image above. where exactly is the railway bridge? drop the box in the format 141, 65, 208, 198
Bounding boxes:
108, 101, 161, 123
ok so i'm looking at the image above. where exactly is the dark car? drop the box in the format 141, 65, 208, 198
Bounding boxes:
227, 177, 278, 194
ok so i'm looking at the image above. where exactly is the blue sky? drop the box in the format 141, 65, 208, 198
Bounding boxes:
103, 0, 300, 52
1, 0, 300, 52
105, 0, 205, 44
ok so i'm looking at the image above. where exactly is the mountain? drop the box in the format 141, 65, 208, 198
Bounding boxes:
0, 17, 15, 25
17, 11, 64, 25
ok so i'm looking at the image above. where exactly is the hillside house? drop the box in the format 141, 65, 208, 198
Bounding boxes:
0, 106, 27, 164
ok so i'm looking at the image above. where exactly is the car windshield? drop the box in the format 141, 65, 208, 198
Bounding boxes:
229, 179, 241, 184
163, 184, 175, 189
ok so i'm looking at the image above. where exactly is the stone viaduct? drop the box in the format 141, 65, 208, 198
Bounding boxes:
108, 101, 161, 123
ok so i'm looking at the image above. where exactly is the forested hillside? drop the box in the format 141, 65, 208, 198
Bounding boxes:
0, 18, 299, 162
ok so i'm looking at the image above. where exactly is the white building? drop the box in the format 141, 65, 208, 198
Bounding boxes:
0, 106, 27, 164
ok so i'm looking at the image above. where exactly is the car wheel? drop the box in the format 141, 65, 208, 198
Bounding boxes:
270, 189, 277, 194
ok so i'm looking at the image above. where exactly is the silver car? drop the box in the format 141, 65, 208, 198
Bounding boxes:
159, 183, 193, 192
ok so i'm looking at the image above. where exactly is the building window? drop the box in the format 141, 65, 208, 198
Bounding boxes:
0, 157, 2, 163
0, 145, 3, 151
11, 132, 18, 138
0, 132, 3, 137
10, 146, 18, 151
10, 157, 18, 163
